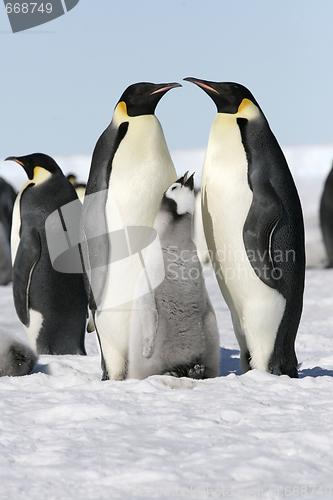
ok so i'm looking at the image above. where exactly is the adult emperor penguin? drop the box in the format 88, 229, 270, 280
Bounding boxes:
0, 329, 37, 377
0, 177, 17, 285
0, 177, 17, 241
320, 163, 333, 267
128, 173, 220, 380
184, 78, 305, 378
67, 173, 86, 202
6, 153, 88, 355
81, 82, 180, 380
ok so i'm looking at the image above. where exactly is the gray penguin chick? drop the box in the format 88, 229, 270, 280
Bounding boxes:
128, 173, 220, 380
0, 329, 37, 377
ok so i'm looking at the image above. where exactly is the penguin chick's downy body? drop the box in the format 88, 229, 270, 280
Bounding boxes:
184, 78, 305, 378
320, 163, 333, 267
128, 173, 220, 380
81, 82, 179, 380
0, 329, 37, 377
7, 154, 88, 355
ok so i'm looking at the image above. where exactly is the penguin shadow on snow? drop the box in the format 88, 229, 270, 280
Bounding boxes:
29, 354, 97, 377
218, 347, 242, 376
30, 360, 52, 375
25, 350, 333, 379
218, 351, 333, 378
298, 366, 333, 378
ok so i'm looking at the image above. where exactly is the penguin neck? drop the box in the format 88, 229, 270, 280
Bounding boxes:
108, 114, 176, 227
208, 113, 241, 159
114, 114, 170, 163
202, 113, 249, 190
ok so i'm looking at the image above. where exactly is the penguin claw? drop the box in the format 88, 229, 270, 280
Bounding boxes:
188, 364, 205, 378
162, 364, 206, 379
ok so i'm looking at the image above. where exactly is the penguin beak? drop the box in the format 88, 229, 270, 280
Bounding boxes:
150, 82, 182, 95
176, 171, 188, 185
184, 77, 219, 95
5, 156, 25, 167
5, 156, 34, 180
184, 173, 195, 191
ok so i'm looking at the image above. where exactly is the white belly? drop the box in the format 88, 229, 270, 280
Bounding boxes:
202, 114, 286, 371
95, 114, 177, 379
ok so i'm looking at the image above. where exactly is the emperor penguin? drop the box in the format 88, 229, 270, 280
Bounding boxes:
81, 82, 180, 380
67, 173, 86, 202
6, 153, 88, 355
0, 177, 17, 285
0, 329, 37, 377
184, 78, 305, 378
320, 163, 333, 267
0, 221, 12, 286
128, 173, 220, 380
0, 176, 17, 241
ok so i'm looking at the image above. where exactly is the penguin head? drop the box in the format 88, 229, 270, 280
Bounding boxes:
184, 77, 260, 119
5, 153, 62, 184
162, 172, 195, 217
115, 82, 182, 117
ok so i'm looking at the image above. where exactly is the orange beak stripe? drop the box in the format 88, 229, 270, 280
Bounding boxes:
12, 159, 25, 166
150, 86, 174, 95
194, 81, 219, 94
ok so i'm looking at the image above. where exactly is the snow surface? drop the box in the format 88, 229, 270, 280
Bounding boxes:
0, 146, 333, 500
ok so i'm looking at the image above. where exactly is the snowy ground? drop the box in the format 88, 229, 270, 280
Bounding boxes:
0, 146, 333, 500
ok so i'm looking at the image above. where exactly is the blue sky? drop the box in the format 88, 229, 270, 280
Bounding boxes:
1, 0, 333, 158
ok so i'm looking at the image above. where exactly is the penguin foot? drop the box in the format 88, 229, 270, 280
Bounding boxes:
269, 353, 299, 378
163, 364, 205, 379
188, 364, 205, 379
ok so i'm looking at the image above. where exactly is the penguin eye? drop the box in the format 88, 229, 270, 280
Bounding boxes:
171, 185, 178, 191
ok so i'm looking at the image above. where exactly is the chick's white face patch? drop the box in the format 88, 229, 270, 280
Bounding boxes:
165, 183, 195, 215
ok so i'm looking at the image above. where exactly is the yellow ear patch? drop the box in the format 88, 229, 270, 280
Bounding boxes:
116, 101, 128, 117
113, 101, 129, 126
237, 98, 260, 120
238, 98, 252, 113
33, 166, 52, 184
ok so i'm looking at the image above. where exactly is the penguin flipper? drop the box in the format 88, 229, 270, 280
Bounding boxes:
80, 190, 109, 310
13, 227, 41, 325
81, 121, 129, 310
243, 183, 282, 289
